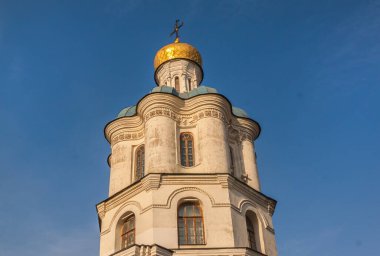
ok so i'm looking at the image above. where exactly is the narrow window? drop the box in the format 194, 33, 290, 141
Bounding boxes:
188, 78, 192, 91
178, 202, 205, 245
121, 215, 135, 249
180, 133, 194, 167
246, 215, 257, 250
135, 145, 145, 180
229, 146, 234, 171
175, 76, 180, 91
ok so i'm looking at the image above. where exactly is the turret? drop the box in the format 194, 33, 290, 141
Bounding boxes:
98, 21, 277, 256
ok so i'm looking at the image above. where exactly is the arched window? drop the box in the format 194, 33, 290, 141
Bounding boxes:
180, 133, 194, 167
175, 76, 180, 91
178, 202, 205, 245
245, 211, 262, 252
135, 145, 145, 180
246, 215, 257, 250
188, 78, 192, 91
121, 214, 135, 249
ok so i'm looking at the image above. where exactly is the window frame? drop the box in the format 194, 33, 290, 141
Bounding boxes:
135, 145, 145, 181
246, 215, 257, 250
229, 146, 235, 172
120, 214, 135, 249
177, 201, 205, 245
174, 76, 180, 91
180, 132, 195, 167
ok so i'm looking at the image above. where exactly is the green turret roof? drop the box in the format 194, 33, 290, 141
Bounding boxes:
117, 86, 249, 118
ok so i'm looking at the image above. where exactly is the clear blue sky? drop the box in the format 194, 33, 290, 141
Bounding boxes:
0, 1, 379, 255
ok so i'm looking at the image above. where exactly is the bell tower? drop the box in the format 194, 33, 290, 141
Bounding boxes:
97, 22, 278, 256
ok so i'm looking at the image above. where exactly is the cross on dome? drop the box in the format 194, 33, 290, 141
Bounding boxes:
170, 19, 184, 43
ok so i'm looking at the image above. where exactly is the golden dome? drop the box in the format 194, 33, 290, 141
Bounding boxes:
154, 41, 202, 70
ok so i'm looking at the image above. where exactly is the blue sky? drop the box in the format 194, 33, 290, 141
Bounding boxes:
0, 0, 379, 255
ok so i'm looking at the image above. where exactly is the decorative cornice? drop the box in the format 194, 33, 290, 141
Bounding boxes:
104, 92, 261, 144
172, 247, 267, 256
97, 173, 277, 236
266, 226, 275, 234
144, 107, 226, 126
97, 202, 106, 219
267, 200, 276, 216
227, 176, 277, 215
110, 244, 173, 256
239, 128, 254, 142
111, 130, 144, 145
142, 174, 161, 191
96, 173, 276, 218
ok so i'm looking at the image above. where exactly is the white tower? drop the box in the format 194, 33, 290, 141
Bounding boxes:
97, 26, 278, 256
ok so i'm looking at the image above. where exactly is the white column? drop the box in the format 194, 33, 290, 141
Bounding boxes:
198, 118, 229, 173
145, 116, 177, 173
241, 138, 261, 191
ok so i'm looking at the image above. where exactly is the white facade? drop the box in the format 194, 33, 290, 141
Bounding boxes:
97, 41, 278, 256
154, 59, 203, 93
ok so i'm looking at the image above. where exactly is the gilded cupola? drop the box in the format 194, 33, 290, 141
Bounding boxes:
153, 42, 203, 71
153, 20, 204, 91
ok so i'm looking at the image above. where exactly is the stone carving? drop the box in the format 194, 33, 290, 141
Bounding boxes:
267, 201, 276, 216
111, 131, 144, 145
228, 127, 240, 140
144, 107, 226, 126
239, 130, 253, 142
97, 202, 106, 219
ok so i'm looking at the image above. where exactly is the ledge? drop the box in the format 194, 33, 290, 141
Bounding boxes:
110, 244, 173, 256
110, 244, 267, 256
96, 173, 277, 232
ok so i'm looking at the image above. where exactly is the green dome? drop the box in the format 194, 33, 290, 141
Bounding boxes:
232, 107, 249, 118
151, 85, 217, 99
117, 86, 250, 119
117, 105, 136, 118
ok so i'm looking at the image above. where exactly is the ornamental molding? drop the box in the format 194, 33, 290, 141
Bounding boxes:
97, 174, 276, 235
98, 173, 275, 217
266, 226, 275, 234
160, 175, 219, 185
101, 200, 143, 235
111, 130, 144, 146
235, 199, 275, 233
97, 202, 106, 219
105, 93, 261, 144
144, 107, 226, 126
142, 174, 161, 191
238, 127, 255, 142
139, 188, 231, 215
228, 178, 276, 216
98, 174, 227, 216
110, 244, 173, 256
267, 201, 276, 216
144, 186, 230, 214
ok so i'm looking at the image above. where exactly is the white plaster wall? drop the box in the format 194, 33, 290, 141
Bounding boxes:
109, 141, 132, 196
145, 116, 177, 173
228, 187, 277, 256
155, 60, 202, 92
197, 118, 229, 173
100, 183, 238, 256
109, 138, 145, 196
150, 184, 235, 248
241, 140, 261, 191
99, 177, 277, 256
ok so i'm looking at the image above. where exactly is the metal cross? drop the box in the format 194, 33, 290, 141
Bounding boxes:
170, 19, 184, 42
